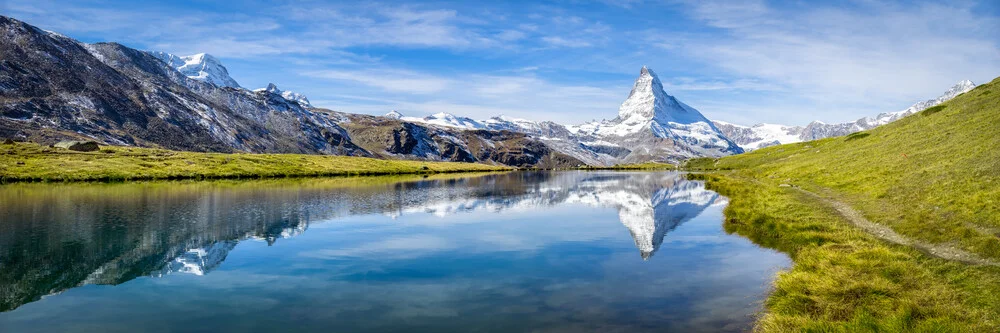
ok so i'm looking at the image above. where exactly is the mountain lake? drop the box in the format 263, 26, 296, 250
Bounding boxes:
0, 171, 789, 332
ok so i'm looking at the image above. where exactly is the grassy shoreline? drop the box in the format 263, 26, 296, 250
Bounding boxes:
685, 77, 1000, 331
690, 172, 1000, 331
0, 142, 510, 183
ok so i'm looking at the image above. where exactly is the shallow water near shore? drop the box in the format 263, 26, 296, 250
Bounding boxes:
0, 171, 789, 332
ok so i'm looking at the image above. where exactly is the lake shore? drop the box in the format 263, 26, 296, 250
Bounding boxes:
679, 79, 1000, 331
689, 172, 1000, 331
0, 142, 511, 183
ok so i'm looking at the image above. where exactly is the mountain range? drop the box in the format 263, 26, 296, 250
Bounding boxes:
0, 16, 972, 166
712, 80, 976, 151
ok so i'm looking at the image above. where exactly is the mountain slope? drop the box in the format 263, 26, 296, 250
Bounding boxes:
716, 77, 998, 255
0, 16, 367, 155
0, 16, 581, 168
697, 75, 1000, 331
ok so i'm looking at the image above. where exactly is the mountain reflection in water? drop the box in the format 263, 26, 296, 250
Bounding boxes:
0, 171, 786, 332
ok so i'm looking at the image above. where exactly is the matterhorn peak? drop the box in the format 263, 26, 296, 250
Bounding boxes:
151, 51, 241, 88
385, 110, 403, 119
617, 66, 705, 125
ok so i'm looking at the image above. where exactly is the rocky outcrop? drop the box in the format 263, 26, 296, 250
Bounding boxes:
334, 112, 584, 167
53, 140, 99, 151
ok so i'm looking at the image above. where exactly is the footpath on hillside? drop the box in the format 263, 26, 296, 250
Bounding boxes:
792, 186, 1000, 266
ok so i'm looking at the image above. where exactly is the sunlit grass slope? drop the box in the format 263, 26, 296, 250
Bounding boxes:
0, 143, 509, 182
720, 76, 1000, 260
690, 76, 1000, 331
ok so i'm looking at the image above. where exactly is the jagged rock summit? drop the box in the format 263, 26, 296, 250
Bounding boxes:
151, 52, 241, 88
617, 66, 707, 124
254, 83, 312, 108
569, 66, 743, 162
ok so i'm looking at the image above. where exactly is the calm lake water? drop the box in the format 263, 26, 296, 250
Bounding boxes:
0, 171, 789, 332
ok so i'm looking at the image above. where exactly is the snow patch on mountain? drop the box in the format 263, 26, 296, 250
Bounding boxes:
712, 121, 804, 151
385, 110, 404, 119
402, 112, 486, 130
151, 52, 241, 88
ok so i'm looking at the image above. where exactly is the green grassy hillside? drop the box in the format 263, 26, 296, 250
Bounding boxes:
0, 143, 509, 182
691, 76, 1000, 331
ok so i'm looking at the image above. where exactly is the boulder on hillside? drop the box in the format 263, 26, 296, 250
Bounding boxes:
54, 141, 100, 152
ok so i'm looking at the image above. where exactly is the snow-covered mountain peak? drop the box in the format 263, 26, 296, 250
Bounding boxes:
400, 112, 485, 130
151, 51, 241, 88
385, 110, 403, 119
942, 80, 976, 100
280, 90, 311, 107
254, 83, 312, 107
617, 66, 708, 126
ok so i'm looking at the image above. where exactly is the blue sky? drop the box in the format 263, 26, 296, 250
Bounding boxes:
4, 0, 999, 125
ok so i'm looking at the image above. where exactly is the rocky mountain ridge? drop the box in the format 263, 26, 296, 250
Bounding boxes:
391, 66, 743, 164
0, 16, 577, 167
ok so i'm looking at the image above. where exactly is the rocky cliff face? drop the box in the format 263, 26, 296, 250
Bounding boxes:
331, 111, 584, 167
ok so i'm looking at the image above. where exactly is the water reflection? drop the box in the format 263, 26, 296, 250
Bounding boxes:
0, 172, 786, 332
